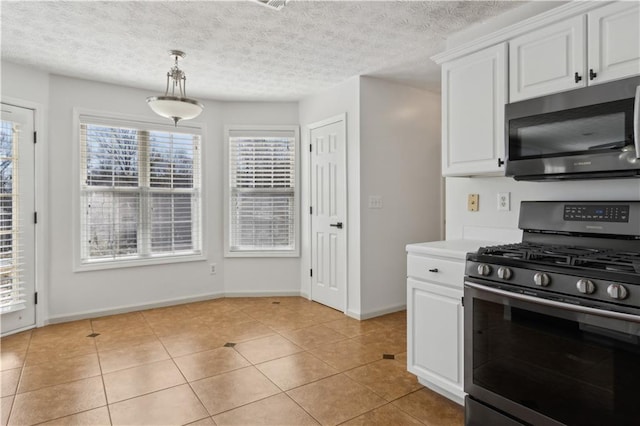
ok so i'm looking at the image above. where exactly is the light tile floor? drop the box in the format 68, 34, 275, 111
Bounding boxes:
0, 297, 463, 426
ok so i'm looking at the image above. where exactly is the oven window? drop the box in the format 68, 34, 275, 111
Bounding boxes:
472, 298, 640, 425
508, 98, 634, 160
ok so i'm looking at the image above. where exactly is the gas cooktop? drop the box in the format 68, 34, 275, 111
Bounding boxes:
476, 242, 640, 274
465, 201, 640, 307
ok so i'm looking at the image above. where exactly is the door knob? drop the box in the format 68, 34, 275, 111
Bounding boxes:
330, 222, 343, 229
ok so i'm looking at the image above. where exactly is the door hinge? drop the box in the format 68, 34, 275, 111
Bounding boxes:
309, 143, 312, 152
34, 211, 38, 224
35, 292, 38, 305
310, 206, 313, 215
33, 131, 37, 144
497, 158, 504, 167
310, 269, 313, 277
461, 296, 464, 307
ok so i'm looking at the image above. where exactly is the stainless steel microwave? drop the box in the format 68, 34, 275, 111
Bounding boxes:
505, 76, 640, 181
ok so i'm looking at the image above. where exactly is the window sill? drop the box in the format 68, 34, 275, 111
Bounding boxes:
74, 252, 206, 272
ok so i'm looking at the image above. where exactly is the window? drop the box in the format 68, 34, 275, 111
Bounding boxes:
0, 119, 24, 313
224, 126, 299, 257
79, 115, 202, 267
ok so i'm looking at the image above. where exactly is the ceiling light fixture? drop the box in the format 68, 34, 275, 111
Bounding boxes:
147, 50, 204, 126
253, 0, 289, 11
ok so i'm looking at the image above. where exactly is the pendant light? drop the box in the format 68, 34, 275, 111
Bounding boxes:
146, 50, 204, 126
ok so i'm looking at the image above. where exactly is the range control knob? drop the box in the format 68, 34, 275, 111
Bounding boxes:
497, 267, 512, 280
533, 272, 550, 287
576, 279, 596, 295
607, 284, 628, 300
477, 264, 492, 276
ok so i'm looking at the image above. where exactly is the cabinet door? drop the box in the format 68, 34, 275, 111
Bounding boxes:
407, 279, 463, 393
588, 2, 640, 85
442, 43, 507, 176
509, 15, 586, 102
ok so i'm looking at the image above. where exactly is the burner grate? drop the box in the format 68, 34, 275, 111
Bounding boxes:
573, 251, 640, 274
476, 243, 640, 275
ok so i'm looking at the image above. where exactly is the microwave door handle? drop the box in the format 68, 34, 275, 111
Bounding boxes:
635, 85, 640, 158
465, 281, 640, 324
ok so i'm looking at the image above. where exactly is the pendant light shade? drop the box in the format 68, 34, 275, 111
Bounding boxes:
147, 50, 203, 126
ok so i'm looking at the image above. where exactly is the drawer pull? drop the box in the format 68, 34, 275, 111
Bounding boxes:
428, 268, 439, 273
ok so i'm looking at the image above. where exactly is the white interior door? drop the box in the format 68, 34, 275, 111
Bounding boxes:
1, 103, 36, 336
310, 116, 346, 312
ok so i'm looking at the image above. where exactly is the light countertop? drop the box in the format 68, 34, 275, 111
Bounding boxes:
406, 239, 499, 260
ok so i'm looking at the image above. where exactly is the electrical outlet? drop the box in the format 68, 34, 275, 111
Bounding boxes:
368, 195, 383, 209
467, 194, 479, 212
210, 263, 217, 275
497, 192, 510, 211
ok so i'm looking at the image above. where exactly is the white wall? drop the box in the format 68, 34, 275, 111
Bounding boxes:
0, 64, 301, 322
48, 74, 226, 320
298, 76, 443, 318
1, 62, 50, 105
298, 77, 362, 315
220, 102, 301, 296
359, 76, 442, 316
446, 177, 640, 241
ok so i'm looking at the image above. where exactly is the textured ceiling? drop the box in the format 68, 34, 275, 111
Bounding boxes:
1, 1, 525, 101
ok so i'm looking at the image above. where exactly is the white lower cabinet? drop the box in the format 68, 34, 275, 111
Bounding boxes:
406, 241, 495, 405
406, 242, 476, 406
408, 277, 463, 404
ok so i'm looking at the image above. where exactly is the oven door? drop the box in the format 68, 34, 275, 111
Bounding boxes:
464, 280, 640, 426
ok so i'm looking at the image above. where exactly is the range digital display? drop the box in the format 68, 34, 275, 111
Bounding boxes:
564, 205, 629, 222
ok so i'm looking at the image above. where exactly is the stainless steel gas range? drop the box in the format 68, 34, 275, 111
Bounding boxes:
463, 201, 640, 426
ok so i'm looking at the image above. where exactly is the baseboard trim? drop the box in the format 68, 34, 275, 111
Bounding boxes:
346, 310, 362, 320
358, 303, 407, 320
46, 291, 226, 325
45, 292, 403, 325
224, 290, 302, 298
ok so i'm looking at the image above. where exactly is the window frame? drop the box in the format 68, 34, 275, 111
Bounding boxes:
73, 110, 205, 271
223, 125, 300, 258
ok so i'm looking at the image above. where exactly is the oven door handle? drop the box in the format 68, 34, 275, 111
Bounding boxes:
465, 281, 640, 324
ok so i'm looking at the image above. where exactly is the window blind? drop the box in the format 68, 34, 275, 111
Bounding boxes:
228, 134, 296, 252
0, 120, 25, 313
79, 118, 201, 264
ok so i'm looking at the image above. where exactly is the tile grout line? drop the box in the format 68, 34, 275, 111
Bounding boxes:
90, 318, 114, 426
19, 321, 109, 426
187, 306, 327, 423
254, 319, 341, 425
4, 329, 33, 426
144, 307, 221, 425
388, 388, 432, 425
4, 300, 424, 426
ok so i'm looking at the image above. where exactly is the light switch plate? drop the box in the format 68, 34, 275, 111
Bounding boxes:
368, 195, 383, 209
468, 194, 479, 212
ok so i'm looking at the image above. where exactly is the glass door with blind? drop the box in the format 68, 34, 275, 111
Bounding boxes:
1, 104, 36, 336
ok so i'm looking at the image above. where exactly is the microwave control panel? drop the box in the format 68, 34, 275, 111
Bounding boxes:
564, 205, 630, 223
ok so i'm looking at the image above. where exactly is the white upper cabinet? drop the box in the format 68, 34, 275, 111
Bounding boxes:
442, 43, 507, 176
510, 2, 640, 103
509, 15, 587, 103
588, 2, 640, 85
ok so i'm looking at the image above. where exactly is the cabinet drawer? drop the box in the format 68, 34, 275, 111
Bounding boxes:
407, 255, 465, 288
